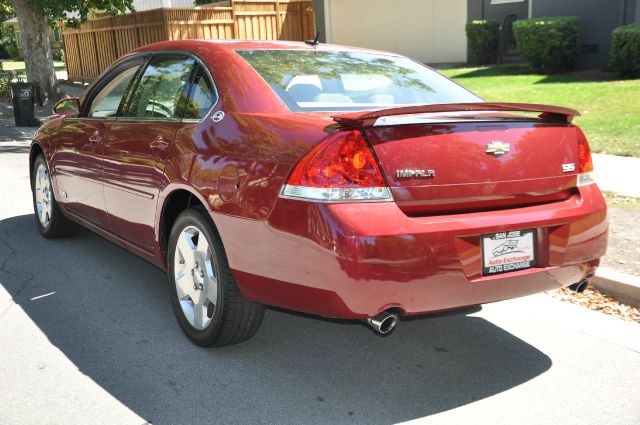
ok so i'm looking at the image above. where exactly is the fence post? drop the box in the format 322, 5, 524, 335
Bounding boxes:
61, 32, 70, 80
91, 30, 99, 79
134, 12, 142, 47
162, 8, 170, 40
110, 18, 118, 62
231, 0, 237, 38
77, 30, 87, 83
275, 0, 282, 39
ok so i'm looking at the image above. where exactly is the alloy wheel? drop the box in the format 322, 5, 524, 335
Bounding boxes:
34, 163, 52, 228
173, 225, 218, 330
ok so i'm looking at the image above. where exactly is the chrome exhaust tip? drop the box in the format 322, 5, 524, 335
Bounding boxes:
568, 279, 589, 293
366, 311, 399, 335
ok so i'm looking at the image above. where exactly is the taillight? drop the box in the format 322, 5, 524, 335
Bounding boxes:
280, 130, 392, 202
576, 126, 595, 186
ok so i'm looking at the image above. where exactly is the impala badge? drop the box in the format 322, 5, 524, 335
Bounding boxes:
486, 141, 510, 156
396, 169, 436, 179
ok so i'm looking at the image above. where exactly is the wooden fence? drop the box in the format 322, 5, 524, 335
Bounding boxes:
62, 0, 315, 82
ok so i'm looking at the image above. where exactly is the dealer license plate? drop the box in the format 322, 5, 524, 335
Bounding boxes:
482, 229, 536, 276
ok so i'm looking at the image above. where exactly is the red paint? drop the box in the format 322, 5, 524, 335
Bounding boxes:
363, 122, 580, 214
31, 40, 607, 320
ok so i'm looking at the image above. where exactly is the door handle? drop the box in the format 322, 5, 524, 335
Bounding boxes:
150, 136, 170, 150
89, 131, 103, 143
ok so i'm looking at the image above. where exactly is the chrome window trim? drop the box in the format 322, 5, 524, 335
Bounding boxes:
65, 116, 118, 122
115, 116, 182, 123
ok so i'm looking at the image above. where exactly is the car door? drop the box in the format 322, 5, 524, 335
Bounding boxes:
52, 56, 144, 226
102, 53, 196, 251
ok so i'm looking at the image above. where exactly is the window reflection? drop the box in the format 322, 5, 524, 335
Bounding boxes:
236, 50, 481, 112
89, 66, 140, 118
179, 67, 217, 120
127, 56, 195, 119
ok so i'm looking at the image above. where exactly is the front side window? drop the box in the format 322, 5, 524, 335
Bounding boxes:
236, 50, 481, 112
180, 66, 217, 120
89, 65, 141, 118
126, 55, 195, 119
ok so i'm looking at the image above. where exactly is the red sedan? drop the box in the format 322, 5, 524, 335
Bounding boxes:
30, 40, 607, 346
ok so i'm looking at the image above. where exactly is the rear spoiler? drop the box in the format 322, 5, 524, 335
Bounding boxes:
332, 102, 580, 127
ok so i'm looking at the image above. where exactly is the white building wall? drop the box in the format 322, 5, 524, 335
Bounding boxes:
323, 0, 467, 64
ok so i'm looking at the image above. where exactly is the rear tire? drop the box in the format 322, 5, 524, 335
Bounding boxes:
167, 207, 265, 347
31, 154, 78, 238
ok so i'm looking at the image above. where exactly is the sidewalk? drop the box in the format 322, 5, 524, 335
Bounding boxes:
593, 154, 640, 197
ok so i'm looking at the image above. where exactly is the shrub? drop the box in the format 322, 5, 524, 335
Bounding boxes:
465, 19, 500, 65
0, 62, 12, 98
513, 16, 580, 73
610, 23, 640, 78
5, 44, 18, 59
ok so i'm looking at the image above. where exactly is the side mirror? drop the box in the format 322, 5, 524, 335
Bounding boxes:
53, 97, 80, 116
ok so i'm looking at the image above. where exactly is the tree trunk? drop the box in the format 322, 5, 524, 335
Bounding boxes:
10, 0, 63, 103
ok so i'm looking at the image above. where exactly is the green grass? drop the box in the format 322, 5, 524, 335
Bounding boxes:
0, 59, 67, 81
1, 60, 66, 71
602, 191, 640, 210
440, 66, 640, 157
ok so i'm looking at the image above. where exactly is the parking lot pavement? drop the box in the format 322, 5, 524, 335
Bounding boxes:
1, 140, 639, 425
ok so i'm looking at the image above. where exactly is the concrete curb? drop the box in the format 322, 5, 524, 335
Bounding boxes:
591, 267, 640, 308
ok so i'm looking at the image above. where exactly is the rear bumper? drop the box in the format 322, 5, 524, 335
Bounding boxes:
213, 184, 607, 319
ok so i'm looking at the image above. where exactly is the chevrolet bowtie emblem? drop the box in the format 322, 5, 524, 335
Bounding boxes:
486, 141, 510, 156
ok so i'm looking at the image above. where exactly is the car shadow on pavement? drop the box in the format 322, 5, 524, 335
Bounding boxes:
0, 214, 552, 425
0, 124, 36, 143
0, 143, 30, 154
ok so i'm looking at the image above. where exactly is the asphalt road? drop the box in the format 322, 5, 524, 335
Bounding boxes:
1, 138, 639, 425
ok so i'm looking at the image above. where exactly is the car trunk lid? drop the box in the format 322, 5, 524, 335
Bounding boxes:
332, 103, 582, 215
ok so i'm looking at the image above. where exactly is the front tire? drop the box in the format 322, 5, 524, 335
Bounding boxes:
167, 207, 265, 347
31, 154, 78, 238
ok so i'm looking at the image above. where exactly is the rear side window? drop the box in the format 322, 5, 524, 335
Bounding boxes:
180, 66, 217, 120
236, 50, 481, 112
126, 55, 195, 119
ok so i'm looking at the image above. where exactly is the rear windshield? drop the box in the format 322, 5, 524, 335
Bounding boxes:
235, 49, 481, 112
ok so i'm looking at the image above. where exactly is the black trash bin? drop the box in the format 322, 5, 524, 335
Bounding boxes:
11, 82, 41, 127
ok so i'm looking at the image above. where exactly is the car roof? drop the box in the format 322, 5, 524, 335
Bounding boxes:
133, 39, 403, 57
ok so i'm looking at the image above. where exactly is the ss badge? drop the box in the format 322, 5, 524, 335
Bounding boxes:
562, 163, 576, 173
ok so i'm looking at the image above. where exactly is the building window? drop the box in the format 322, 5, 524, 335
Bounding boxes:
53, 28, 61, 42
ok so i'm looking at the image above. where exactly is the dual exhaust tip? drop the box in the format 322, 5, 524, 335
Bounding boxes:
366, 311, 399, 335
568, 279, 590, 294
